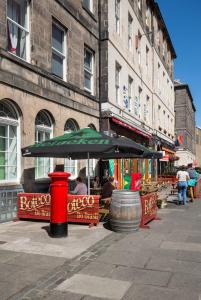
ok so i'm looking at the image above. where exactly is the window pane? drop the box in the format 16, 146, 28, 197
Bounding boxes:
52, 52, 63, 78
7, 166, 17, 179
44, 158, 50, 174
35, 117, 52, 179
65, 158, 77, 178
84, 70, 91, 90
0, 151, 6, 166
83, 0, 91, 10
84, 50, 92, 72
0, 126, 6, 137
9, 136, 17, 151
37, 131, 44, 143
8, 151, 17, 166
36, 157, 44, 178
52, 24, 63, 53
0, 137, 6, 151
65, 119, 78, 132
9, 126, 17, 138
35, 111, 51, 127
45, 132, 50, 140
7, 0, 27, 28
7, 21, 27, 60
0, 166, 5, 180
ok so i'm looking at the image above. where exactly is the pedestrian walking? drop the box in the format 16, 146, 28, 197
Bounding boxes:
187, 163, 198, 202
176, 166, 190, 205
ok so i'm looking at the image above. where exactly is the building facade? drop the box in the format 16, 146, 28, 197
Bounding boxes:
195, 127, 201, 167
0, 0, 100, 222
174, 82, 196, 167
99, 0, 176, 180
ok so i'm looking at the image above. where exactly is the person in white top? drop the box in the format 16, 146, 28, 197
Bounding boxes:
72, 177, 87, 195
176, 166, 190, 205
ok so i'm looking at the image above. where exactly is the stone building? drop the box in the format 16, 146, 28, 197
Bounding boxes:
0, 0, 100, 222
195, 127, 201, 167
99, 0, 176, 179
174, 82, 196, 166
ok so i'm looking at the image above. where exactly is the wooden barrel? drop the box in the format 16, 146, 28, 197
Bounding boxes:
110, 190, 141, 233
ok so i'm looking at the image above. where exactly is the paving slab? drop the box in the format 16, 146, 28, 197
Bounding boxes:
79, 261, 116, 277
146, 256, 201, 275
0, 221, 111, 259
0, 249, 21, 263
6, 252, 66, 269
168, 271, 201, 290
161, 240, 201, 252
106, 265, 171, 287
36, 289, 84, 300
0, 280, 33, 300
55, 274, 132, 300
177, 249, 201, 263
122, 284, 200, 300
96, 248, 150, 268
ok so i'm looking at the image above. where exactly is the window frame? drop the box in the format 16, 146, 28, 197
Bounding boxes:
52, 21, 67, 81
7, 0, 30, 62
0, 102, 20, 184
0, 100, 21, 184
84, 46, 94, 94
138, 0, 142, 14
144, 95, 150, 123
115, 0, 120, 34
128, 13, 133, 51
35, 112, 53, 180
83, 0, 93, 13
146, 46, 149, 68
128, 76, 133, 112
115, 62, 121, 105
64, 119, 79, 180
138, 87, 142, 119
86, 158, 96, 177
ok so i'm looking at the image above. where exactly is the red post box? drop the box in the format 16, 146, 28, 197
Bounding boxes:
48, 172, 70, 237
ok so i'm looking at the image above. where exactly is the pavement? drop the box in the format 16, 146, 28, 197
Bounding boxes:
1, 198, 201, 299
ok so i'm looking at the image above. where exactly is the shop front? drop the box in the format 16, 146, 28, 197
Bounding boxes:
101, 112, 155, 188
155, 134, 176, 177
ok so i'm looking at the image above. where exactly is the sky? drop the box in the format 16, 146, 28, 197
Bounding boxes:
157, 0, 201, 127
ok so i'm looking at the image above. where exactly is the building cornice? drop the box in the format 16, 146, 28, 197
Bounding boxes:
154, 2, 177, 59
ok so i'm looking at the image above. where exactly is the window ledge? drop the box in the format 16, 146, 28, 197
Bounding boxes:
84, 87, 93, 95
0, 48, 99, 103
0, 181, 20, 187
82, 4, 97, 22
35, 178, 51, 183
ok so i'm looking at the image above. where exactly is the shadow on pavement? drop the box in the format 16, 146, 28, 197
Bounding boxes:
41, 225, 51, 236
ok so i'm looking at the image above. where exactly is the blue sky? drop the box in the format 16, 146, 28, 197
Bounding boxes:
157, 0, 201, 127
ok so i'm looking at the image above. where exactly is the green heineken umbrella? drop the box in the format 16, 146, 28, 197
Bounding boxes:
22, 128, 146, 158
21, 128, 156, 194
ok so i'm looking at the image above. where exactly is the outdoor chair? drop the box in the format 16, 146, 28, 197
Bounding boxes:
99, 197, 111, 222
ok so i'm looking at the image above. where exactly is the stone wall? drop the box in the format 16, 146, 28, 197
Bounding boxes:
0, 0, 100, 222
175, 85, 196, 155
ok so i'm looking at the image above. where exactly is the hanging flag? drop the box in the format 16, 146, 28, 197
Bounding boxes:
175, 135, 184, 146
109, 160, 114, 176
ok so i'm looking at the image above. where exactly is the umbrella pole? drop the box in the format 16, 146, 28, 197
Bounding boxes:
87, 152, 90, 195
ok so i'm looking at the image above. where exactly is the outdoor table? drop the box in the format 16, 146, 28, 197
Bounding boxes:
90, 187, 102, 195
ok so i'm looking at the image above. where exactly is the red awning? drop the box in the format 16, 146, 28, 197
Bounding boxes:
111, 117, 151, 139
160, 155, 169, 162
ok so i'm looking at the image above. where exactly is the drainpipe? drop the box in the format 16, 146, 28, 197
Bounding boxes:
98, 0, 102, 132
